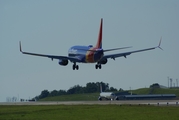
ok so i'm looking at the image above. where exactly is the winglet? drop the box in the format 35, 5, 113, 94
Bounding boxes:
157, 37, 163, 50
19, 41, 22, 52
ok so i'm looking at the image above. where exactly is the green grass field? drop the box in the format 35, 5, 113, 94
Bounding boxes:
0, 105, 179, 120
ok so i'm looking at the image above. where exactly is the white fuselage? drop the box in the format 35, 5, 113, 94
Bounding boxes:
99, 92, 116, 100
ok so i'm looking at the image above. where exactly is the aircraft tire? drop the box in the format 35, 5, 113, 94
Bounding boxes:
95, 64, 101, 69
99, 64, 101, 69
72, 64, 75, 70
95, 64, 98, 69
76, 65, 79, 70
72, 64, 79, 70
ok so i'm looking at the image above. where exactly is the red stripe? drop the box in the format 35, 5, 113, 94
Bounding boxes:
96, 19, 103, 48
86, 47, 97, 63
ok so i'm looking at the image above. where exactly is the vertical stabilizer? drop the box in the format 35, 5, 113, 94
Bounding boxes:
100, 84, 103, 93
96, 18, 103, 48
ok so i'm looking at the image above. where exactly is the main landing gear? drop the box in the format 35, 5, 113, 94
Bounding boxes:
72, 63, 102, 70
72, 63, 79, 70
95, 63, 102, 69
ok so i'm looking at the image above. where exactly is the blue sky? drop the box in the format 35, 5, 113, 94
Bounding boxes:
0, 0, 179, 102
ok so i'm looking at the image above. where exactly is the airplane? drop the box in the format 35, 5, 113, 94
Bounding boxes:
19, 18, 162, 70
98, 84, 118, 101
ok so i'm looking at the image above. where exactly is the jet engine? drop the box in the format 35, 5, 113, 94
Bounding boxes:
58, 59, 68, 66
99, 59, 108, 64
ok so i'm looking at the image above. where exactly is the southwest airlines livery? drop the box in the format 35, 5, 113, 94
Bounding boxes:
19, 19, 162, 70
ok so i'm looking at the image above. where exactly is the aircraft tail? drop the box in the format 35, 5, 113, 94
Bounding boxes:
100, 84, 103, 93
95, 18, 103, 49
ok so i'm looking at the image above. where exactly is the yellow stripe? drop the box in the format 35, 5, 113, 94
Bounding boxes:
86, 48, 95, 63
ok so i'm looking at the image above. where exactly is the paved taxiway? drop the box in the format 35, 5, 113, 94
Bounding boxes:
0, 100, 178, 106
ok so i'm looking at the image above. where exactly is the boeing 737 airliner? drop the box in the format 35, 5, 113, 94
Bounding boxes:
98, 84, 118, 101
19, 19, 162, 70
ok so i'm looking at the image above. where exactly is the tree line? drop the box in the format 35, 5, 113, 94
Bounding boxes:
34, 82, 123, 100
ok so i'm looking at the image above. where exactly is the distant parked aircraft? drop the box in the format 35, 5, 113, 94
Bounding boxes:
20, 19, 162, 70
98, 84, 118, 101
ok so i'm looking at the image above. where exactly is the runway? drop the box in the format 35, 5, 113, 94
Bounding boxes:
0, 100, 179, 106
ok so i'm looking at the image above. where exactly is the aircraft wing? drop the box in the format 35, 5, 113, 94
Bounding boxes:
19, 42, 81, 62
101, 39, 162, 60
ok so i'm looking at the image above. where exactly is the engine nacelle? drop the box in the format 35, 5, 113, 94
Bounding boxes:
99, 59, 108, 64
58, 59, 68, 66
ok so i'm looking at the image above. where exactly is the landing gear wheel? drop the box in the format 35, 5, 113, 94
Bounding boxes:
76, 65, 79, 70
95, 64, 98, 69
95, 64, 102, 69
99, 64, 101, 69
72, 64, 79, 70
72, 65, 75, 70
